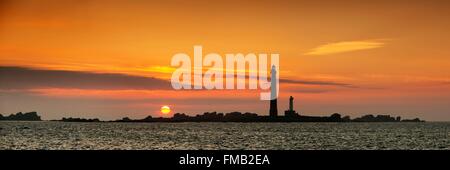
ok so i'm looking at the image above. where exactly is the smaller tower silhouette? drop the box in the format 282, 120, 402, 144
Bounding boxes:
285, 96, 298, 117
289, 96, 294, 111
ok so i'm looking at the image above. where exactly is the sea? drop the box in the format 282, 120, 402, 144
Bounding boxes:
0, 121, 449, 150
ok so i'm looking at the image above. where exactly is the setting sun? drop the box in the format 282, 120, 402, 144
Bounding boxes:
161, 106, 171, 114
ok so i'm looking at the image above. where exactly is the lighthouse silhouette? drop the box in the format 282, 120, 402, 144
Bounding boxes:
269, 65, 278, 117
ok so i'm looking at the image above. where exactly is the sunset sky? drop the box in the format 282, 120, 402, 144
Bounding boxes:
1, 0, 450, 121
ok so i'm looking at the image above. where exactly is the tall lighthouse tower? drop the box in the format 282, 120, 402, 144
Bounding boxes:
269, 65, 278, 117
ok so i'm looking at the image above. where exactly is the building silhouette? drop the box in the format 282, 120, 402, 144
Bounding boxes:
285, 96, 299, 117
269, 65, 278, 117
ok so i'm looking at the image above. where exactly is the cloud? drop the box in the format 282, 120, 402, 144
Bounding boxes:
286, 88, 332, 94
0, 66, 171, 90
0, 66, 358, 91
279, 78, 357, 88
305, 40, 386, 55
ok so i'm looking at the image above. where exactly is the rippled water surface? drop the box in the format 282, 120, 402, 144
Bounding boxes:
1, 121, 449, 150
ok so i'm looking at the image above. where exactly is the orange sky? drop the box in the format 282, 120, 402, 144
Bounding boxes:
1, 0, 450, 121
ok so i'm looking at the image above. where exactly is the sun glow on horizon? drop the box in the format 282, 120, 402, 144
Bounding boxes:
161, 105, 171, 114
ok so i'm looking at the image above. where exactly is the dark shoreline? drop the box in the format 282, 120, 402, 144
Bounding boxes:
1, 111, 425, 123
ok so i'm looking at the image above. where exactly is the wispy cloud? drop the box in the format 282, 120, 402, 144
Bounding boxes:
279, 78, 357, 88
0, 66, 359, 91
0, 66, 171, 90
305, 39, 387, 55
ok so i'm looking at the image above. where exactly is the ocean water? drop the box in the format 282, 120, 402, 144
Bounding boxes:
0, 121, 449, 150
